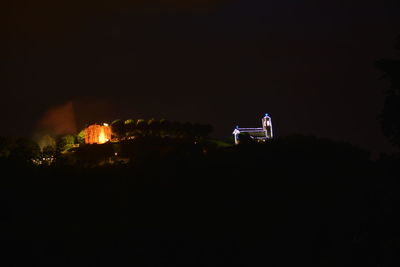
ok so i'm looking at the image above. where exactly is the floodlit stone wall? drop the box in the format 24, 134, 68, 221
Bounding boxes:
84, 124, 112, 144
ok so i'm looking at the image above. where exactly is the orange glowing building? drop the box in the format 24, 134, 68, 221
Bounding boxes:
85, 124, 112, 144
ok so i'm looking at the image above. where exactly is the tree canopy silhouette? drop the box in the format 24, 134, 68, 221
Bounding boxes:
375, 36, 400, 148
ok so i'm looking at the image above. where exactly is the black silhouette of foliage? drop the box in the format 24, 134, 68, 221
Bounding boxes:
111, 119, 126, 139
238, 132, 253, 144
0, 137, 40, 163
2, 133, 398, 267
148, 118, 160, 136
42, 145, 55, 158
107, 118, 213, 139
136, 119, 148, 136
375, 36, 400, 147
124, 119, 136, 136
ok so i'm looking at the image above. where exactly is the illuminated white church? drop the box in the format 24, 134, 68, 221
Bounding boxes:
232, 114, 273, 145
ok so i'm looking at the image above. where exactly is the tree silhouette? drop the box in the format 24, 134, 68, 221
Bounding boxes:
76, 129, 85, 144
148, 118, 160, 137
193, 123, 213, 138
136, 119, 148, 136
159, 119, 171, 137
375, 36, 400, 147
42, 145, 56, 158
7, 138, 40, 163
56, 135, 75, 153
111, 119, 125, 140
0, 137, 9, 158
182, 122, 194, 138
124, 119, 136, 137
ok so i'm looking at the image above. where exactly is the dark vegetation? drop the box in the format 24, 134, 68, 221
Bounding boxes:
1, 132, 400, 266
375, 36, 400, 148
110, 118, 213, 140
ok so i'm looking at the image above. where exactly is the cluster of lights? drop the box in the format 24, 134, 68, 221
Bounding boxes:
32, 156, 55, 166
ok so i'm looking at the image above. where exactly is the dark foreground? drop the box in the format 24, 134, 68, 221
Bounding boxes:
1, 136, 399, 266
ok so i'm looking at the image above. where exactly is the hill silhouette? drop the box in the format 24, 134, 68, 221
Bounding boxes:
1, 134, 399, 266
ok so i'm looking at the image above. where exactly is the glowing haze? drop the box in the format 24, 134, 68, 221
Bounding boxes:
37, 101, 77, 136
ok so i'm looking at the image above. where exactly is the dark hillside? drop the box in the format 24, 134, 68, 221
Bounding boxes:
1, 135, 398, 266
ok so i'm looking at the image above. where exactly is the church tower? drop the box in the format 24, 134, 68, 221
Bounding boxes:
262, 114, 273, 139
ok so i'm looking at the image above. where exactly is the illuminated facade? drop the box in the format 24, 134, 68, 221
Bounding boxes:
232, 114, 273, 145
84, 124, 112, 144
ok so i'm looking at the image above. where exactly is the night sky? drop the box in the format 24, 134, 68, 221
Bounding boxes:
1, 0, 400, 155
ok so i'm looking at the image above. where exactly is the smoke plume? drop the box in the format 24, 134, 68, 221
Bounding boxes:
38, 101, 77, 136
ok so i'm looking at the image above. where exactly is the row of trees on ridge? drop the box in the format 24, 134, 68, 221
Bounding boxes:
109, 118, 213, 141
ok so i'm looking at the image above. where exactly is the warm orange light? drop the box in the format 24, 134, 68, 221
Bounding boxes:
98, 128, 107, 144
85, 124, 111, 144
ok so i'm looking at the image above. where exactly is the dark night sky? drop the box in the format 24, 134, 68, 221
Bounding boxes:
1, 0, 400, 155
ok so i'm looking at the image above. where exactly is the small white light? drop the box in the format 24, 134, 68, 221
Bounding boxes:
103, 123, 109, 126
115, 152, 118, 156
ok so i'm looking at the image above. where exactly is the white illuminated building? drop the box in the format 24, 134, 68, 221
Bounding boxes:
232, 114, 273, 145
